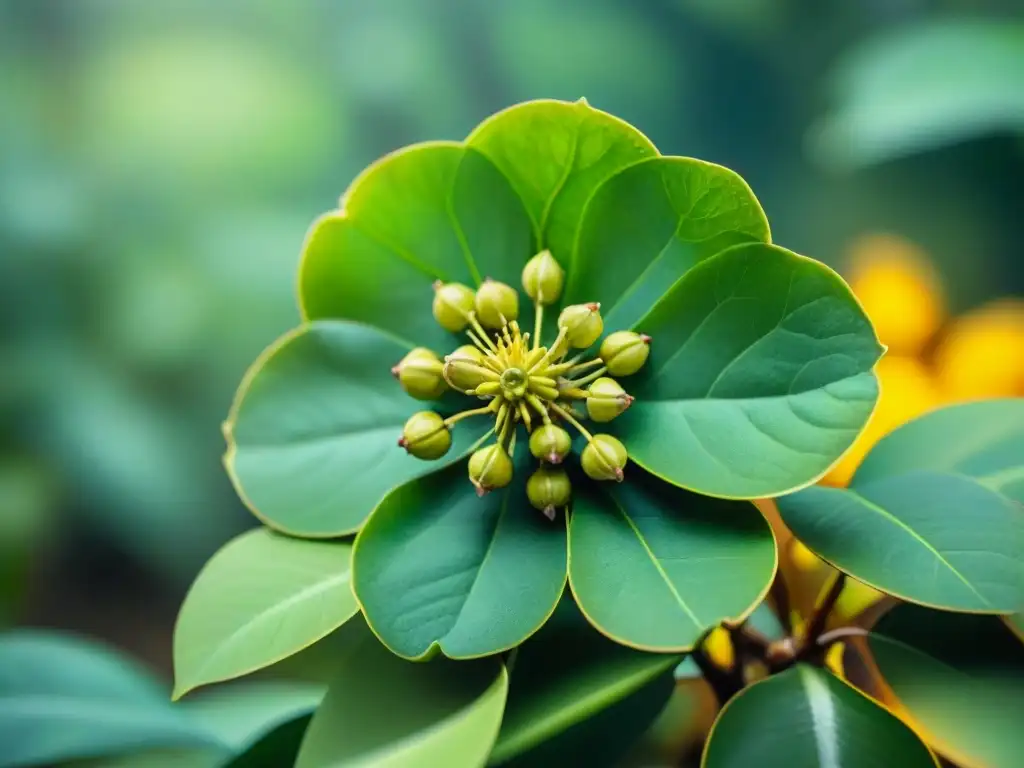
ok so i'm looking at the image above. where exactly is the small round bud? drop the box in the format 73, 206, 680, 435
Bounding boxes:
599, 331, 651, 377
558, 303, 603, 349
444, 352, 498, 392
392, 347, 447, 400
529, 424, 572, 464
521, 249, 565, 305
475, 279, 519, 329
468, 443, 514, 495
399, 411, 451, 460
526, 466, 572, 520
585, 377, 634, 423
453, 344, 485, 364
432, 282, 475, 332
581, 434, 628, 482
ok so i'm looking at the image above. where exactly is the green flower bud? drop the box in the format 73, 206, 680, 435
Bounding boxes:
526, 466, 572, 520
586, 377, 634, 423
444, 352, 499, 392
432, 281, 475, 332
581, 434, 628, 482
453, 344, 485, 363
391, 347, 447, 400
475, 278, 519, 329
521, 249, 565, 305
529, 424, 572, 464
599, 331, 651, 377
399, 411, 451, 460
468, 443, 514, 496
558, 303, 603, 349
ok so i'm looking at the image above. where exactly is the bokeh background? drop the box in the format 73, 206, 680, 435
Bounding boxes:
2, 0, 1023, 680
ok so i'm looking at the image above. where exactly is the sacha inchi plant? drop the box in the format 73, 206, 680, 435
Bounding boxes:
168, 99, 1024, 768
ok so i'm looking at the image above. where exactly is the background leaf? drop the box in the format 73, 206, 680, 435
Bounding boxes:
703, 664, 936, 767
466, 98, 658, 266
568, 469, 776, 651
225, 321, 490, 536
295, 618, 508, 768
870, 603, 1024, 768
353, 459, 566, 660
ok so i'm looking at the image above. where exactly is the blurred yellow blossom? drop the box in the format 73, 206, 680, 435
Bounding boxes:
935, 298, 1024, 399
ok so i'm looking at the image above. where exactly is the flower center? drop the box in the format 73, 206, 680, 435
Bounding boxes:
499, 367, 528, 401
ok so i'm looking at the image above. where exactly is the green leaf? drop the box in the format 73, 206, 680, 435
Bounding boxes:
0, 631, 225, 767
870, 604, 1024, 768
776, 400, 1024, 612
225, 715, 312, 768
568, 470, 776, 651
1008, 614, 1024, 642
466, 98, 658, 266
353, 460, 566, 660
174, 529, 356, 698
703, 664, 937, 768
616, 242, 882, 498
298, 142, 534, 349
565, 156, 769, 332
295, 619, 508, 768
225, 321, 490, 536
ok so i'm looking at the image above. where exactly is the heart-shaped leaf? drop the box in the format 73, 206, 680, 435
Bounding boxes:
870, 604, 1024, 768
225, 321, 491, 537
565, 156, 769, 332
295, 619, 508, 768
614, 242, 882, 499
777, 400, 1024, 612
0, 631, 225, 767
703, 664, 937, 767
298, 142, 534, 350
569, 470, 776, 651
490, 599, 678, 766
353, 460, 567, 659
466, 98, 658, 266
174, 529, 356, 698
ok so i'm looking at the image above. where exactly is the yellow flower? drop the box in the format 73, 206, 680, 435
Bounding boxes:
935, 298, 1024, 399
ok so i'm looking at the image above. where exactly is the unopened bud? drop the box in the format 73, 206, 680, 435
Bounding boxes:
526, 466, 572, 520
558, 303, 603, 349
521, 250, 565, 305
475, 279, 519, 329
529, 424, 572, 464
399, 411, 451, 460
581, 434, 628, 481
432, 281, 475, 332
392, 347, 447, 400
599, 331, 650, 377
444, 353, 498, 392
586, 377, 634, 423
453, 344, 485, 364
468, 443, 514, 495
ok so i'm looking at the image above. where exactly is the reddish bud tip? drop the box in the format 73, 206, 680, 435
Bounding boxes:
432, 280, 443, 291
585, 302, 600, 311
398, 436, 408, 448
543, 505, 556, 521
390, 364, 401, 378
614, 467, 625, 482
640, 334, 651, 344
546, 452, 563, 465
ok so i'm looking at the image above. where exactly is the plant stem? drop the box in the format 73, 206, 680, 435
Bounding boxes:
816, 626, 868, 647
567, 366, 607, 388
803, 571, 846, 650
444, 404, 496, 427
691, 639, 743, 706
550, 402, 593, 441
533, 302, 543, 351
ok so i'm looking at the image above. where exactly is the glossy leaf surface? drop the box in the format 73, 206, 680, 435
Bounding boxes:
299, 142, 534, 349
617, 242, 883, 498
295, 619, 507, 768
569, 470, 776, 651
174, 529, 356, 697
566, 156, 769, 332
354, 460, 566, 659
467, 98, 658, 265
777, 400, 1024, 612
870, 604, 1024, 768
703, 665, 936, 767
225, 321, 490, 536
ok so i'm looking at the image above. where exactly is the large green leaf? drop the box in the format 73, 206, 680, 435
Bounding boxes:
703, 665, 937, 767
295, 619, 508, 768
0, 631, 225, 767
353, 460, 566, 660
777, 400, 1024, 612
298, 141, 534, 349
173, 529, 356, 698
870, 604, 1024, 768
569, 470, 776, 651
466, 98, 658, 266
616, 242, 882, 498
564, 156, 769, 332
225, 321, 491, 536
225, 715, 311, 768
491, 600, 678, 766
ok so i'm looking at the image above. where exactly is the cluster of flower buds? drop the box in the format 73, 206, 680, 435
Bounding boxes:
393, 249, 650, 520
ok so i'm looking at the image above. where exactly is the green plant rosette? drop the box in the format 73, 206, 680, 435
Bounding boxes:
174, 98, 884, 696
